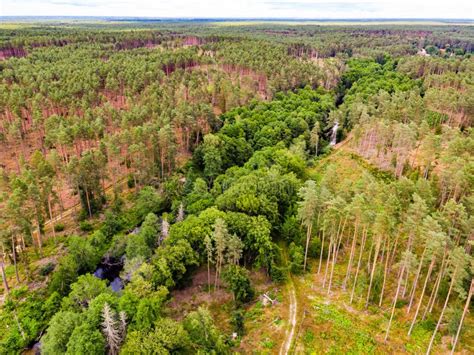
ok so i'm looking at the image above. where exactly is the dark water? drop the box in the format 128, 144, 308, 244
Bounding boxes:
93, 257, 124, 292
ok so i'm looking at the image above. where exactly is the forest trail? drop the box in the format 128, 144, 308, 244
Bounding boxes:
280, 248, 298, 355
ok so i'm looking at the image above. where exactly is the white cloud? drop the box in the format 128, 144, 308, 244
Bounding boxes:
1, 0, 473, 19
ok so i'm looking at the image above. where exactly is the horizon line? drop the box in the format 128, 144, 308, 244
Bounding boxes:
1, 16, 473, 21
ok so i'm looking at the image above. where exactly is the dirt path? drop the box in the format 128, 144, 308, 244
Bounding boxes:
280, 274, 298, 355
279, 244, 298, 355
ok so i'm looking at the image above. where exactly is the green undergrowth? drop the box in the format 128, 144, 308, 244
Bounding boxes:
310, 297, 377, 354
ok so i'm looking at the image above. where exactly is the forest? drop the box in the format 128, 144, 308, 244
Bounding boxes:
0, 20, 473, 354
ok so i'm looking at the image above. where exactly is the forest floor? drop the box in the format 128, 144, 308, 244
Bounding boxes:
290, 260, 474, 354
279, 273, 297, 355
298, 146, 473, 354
279, 246, 298, 355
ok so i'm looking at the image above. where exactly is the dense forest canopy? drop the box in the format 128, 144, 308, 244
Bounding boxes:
0, 20, 473, 354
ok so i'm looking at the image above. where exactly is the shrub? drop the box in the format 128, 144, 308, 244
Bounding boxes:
222, 265, 254, 304
269, 263, 287, 283
39, 262, 56, 276
231, 308, 245, 336
79, 221, 93, 232
289, 242, 305, 274
54, 223, 65, 232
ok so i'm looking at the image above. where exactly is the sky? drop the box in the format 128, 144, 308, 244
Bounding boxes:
1, 0, 473, 19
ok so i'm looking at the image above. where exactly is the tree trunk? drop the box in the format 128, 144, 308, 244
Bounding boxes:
366, 235, 382, 308
36, 218, 43, 257
303, 224, 312, 272
318, 228, 326, 274
48, 195, 56, 243
207, 257, 211, 294
343, 221, 358, 290
11, 236, 20, 283
426, 268, 458, 355
85, 185, 92, 218
322, 232, 333, 289
351, 227, 367, 304
379, 237, 391, 307
327, 234, 338, 294
328, 216, 346, 294
385, 263, 406, 341
423, 250, 447, 320
450, 279, 473, 354
0, 259, 9, 295
408, 258, 435, 336
407, 247, 427, 314
423, 266, 443, 321
333, 216, 348, 263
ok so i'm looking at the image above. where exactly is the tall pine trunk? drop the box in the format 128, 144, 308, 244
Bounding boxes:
1, 252, 9, 295
328, 216, 347, 294
366, 234, 382, 308
207, 257, 211, 294
426, 268, 458, 354
423, 250, 447, 320
322, 233, 333, 288
407, 247, 427, 313
48, 195, 56, 243
318, 228, 326, 274
379, 237, 391, 306
343, 221, 358, 290
36, 218, 43, 257
11, 236, 20, 283
385, 262, 406, 341
450, 279, 473, 354
350, 227, 367, 304
303, 223, 312, 272
408, 258, 435, 336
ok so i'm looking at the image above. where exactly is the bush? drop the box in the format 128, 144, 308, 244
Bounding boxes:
183, 307, 229, 352
39, 262, 56, 276
41, 311, 83, 354
269, 263, 287, 283
446, 306, 463, 336
79, 221, 93, 232
289, 242, 305, 274
222, 265, 254, 304
281, 215, 303, 243
54, 223, 65, 232
127, 173, 136, 188
231, 308, 245, 336
101, 210, 125, 237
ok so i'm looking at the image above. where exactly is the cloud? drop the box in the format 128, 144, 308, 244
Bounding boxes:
1, 0, 473, 19
49, 1, 100, 7
264, 1, 381, 13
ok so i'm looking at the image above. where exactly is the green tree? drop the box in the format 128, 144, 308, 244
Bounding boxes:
183, 307, 228, 353
222, 264, 254, 304
41, 311, 82, 355
297, 180, 320, 271
66, 324, 106, 355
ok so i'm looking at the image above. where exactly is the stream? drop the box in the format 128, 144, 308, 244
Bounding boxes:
93, 256, 125, 292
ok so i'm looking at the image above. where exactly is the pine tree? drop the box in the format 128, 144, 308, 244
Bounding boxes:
408, 226, 447, 336
297, 180, 319, 272
213, 218, 229, 290
204, 234, 214, 293
102, 302, 121, 355
426, 247, 470, 354
176, 203, 185, 222
226, 234, 244, 265
451, 278, 473, 355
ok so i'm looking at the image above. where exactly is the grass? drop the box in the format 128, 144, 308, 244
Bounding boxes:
289, 147, 474, 354
291, 266, 440, 354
